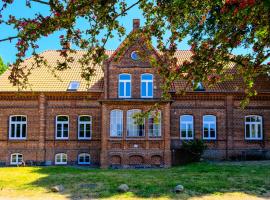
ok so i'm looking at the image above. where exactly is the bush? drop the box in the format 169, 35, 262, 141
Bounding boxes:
180, 139, 207, 164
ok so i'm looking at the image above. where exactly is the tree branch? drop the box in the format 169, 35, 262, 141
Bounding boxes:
114, 0, 142, 19
0, 36, 18, 43
30, 0, 49, 5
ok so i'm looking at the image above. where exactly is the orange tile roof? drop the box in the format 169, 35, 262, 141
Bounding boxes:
0, 50, 269, 93
172, 59, 270, 93
0, 50, 114, 92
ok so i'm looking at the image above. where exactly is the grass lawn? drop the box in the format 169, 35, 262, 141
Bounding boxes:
0, 161, 269, 200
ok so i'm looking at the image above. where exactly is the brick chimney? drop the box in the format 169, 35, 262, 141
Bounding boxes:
133, 19, 140, 30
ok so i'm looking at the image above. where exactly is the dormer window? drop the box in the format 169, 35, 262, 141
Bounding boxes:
68, 81, 80, 91
193, 81, 205, 91
119, 74, 131, 98
141, 74, 153, 98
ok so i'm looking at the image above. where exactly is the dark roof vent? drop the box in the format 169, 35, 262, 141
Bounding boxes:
133, 19, 140, 30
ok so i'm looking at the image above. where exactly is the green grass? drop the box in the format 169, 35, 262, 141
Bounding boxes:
0, 161, 269, 200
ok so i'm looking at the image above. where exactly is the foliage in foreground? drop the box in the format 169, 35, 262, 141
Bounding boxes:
0, 0, 269, 104
0, 56, 7, 75
0, 162, 269, 199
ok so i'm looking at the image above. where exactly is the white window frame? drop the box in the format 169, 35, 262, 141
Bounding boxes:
9, 115, 27, 140
55, 153, 67, 165
78, 153, 91, 165
55, 115, 69, 140
203, 115, 217, 140
78, 115, 92, 140
127, 109, 145, 137
141, 73, 153, 98
148, 111, 162, 137
10, 153, 23, 165
245, 115, 263, 140
118, 73, 131, 98
110, 109, 123, 137
180, 115, 194, 140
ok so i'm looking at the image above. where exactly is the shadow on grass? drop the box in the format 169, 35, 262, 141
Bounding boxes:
28, 162, 270, 199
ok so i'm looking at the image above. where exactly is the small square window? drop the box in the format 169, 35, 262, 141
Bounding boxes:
68, 81, 80, 91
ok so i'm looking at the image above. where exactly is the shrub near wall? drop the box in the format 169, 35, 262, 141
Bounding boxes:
177, 139, 207, 165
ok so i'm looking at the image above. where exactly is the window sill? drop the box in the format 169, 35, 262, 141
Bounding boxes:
149, 137, 163, 140
9, 138, 27, 141
203, 139, 217, 142
55, 138, 69, 140
118, 97, 131, 99
180, 138, 194, 140
245, 139, 263, 141
126, 137, 146, 140
78, 138, 92, 140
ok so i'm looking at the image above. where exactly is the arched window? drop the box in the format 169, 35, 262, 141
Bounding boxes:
56, 115, 69, 139
127, 109, 144, 137
9, 115, 27, 139
203, 115, 216, 140
141, 74, 153, 98
110, 110, 123, 137
180, 115, 194, 139
10, 153, 23, 165
78, 115, 92, 139
119, 74, 131, 98
148, 111, 161, 137
55, 153, 67, 165
245, 115, 263, 140
78, 153, 90, 165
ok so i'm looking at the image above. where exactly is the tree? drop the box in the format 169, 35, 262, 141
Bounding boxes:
0, 0, 269, 104
0, 56, 7, 75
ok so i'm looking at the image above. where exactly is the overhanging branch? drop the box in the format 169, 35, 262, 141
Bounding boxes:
30, 0, 49, 5
113, 0, 142, 19
0, 36, 18, 43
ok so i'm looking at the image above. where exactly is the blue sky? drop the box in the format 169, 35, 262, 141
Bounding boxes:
0, 0, 190, 64
0, 1, 251, 64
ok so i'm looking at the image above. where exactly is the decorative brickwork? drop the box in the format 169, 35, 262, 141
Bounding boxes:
0, 20, 270, 167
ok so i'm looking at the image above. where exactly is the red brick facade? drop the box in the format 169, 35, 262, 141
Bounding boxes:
0, 20, 270, 167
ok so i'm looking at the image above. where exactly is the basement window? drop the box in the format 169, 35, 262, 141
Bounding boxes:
55, 153, 67, 165
78, 153, 91, 165
10, 153, 23, 165
68, 81, 80, 91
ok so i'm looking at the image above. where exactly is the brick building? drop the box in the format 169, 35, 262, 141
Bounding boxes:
0, 20, 270, 168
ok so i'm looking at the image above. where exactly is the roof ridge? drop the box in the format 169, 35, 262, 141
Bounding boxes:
26, 49, 191, 53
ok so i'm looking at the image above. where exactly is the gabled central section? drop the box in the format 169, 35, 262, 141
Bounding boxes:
100, 20, 171, 168
104, 19, 162, 100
